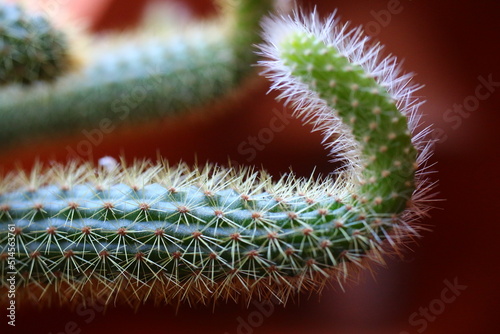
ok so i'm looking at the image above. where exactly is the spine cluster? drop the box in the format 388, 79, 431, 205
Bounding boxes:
0, 8, 434, 308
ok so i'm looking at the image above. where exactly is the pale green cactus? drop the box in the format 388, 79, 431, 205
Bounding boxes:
0, 7, 434, 308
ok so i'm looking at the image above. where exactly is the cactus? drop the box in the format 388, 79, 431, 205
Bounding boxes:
0, 2, 72, 85
0, 0, 272, 148
0, 8, 434, 308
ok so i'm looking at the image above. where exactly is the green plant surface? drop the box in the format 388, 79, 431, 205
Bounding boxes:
0, 9, 434, 308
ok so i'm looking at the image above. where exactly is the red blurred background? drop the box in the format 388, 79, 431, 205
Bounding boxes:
2, 0, 499, 333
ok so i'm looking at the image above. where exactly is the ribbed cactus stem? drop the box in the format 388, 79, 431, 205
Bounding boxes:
0, 0, 273, 148
0, 9, 433, 307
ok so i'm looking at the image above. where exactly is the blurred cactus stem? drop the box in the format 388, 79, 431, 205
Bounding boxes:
0, 0, 274, 148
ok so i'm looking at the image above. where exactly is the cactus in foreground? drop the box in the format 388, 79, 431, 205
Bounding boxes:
0, 9, 434, 307
0, 0, 272, 148
0, 2, 72, 85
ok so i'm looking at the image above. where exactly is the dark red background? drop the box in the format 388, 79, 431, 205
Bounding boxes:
2, 0, 499, 333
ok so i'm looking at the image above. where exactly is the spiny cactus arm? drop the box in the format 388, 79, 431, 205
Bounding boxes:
0, 0, 273, 148
0, 9, 434, 307
0, 2, 73, 85
257, 10, 433, 215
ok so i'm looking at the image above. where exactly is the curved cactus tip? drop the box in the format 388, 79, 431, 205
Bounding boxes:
0, 6, 438, 309
257, 7, 437, 219
0, 2, 75, 85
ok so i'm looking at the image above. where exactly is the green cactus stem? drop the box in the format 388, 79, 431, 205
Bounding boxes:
0, 0, 273, 148
0, 2, 72, 85
0, 9, 434, 307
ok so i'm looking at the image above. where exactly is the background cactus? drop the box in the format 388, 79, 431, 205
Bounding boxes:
0, 0, 272, 148
0, 7, 434, 308
0, 2, 72, 85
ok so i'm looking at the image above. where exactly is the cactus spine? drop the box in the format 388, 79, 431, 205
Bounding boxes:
0, 9, 434, 307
